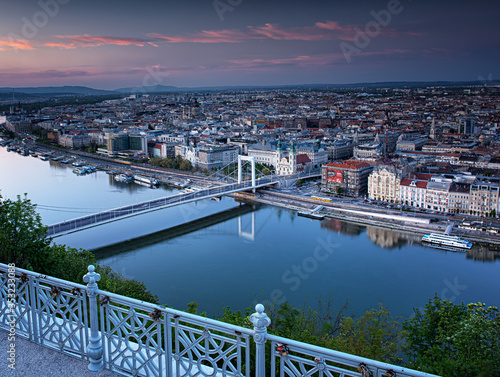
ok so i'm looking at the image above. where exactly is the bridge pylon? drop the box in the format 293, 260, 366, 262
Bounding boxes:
237, 155, 256, 191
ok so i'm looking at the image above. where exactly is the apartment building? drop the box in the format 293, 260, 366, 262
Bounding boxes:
368, 165, 408, 203
321, 160, 373, 197
326, 138, 354, 160
197, 145, 239, 170
425, 177, 452, 212
400, 179, 428, 208
448, 183, 470, 214
58, 133, 91, 149
469, 182, 499, 217
247, 142, 278, 166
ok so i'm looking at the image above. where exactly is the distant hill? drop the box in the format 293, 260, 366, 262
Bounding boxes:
1, 80, 498, 98
115, 85, 182, 93
118, 80, 500, 93
0, 86, 116, 96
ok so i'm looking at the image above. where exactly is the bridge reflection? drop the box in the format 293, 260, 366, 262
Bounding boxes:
92, 203, 260, 257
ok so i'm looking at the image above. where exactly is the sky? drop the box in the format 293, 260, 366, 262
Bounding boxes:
0, 0, 499, 89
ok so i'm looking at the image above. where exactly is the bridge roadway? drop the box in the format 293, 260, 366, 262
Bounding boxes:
47, 178, 278, 237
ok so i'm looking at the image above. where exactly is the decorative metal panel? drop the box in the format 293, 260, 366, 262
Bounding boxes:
270, 340, 418, 377
0, 270, 33, 340
100, 298, 165, 377
173, 316, 251, 377
34, 277, 89, 359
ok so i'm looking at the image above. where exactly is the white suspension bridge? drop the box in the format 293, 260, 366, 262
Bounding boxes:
47, 156, 279, 237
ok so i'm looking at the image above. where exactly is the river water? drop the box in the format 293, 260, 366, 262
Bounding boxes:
1, 146, 499, 319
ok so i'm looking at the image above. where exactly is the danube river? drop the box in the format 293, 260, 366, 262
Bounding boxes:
1, 147, 499, 319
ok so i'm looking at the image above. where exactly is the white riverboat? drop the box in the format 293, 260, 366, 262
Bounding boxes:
421, 233, 473, 249
114, 173, 133, 183
133, 174, 159, 186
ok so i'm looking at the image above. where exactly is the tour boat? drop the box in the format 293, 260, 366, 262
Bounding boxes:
114, 173, 133, 183
421, 233, 473, 249
133, 174, 159, 186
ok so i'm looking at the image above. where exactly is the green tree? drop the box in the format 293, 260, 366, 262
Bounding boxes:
332, 303, 404, 364
0, 194, 51, 269
148, 157, 161, 166
179, 159, 193, 171
403, 296, 500, 376
174, 155, 183, 169
0, 194, 158, 303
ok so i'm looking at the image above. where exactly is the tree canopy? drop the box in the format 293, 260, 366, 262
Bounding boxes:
0, 194, 51, 270
0, 194, 158, 303
404, 296, 500, 376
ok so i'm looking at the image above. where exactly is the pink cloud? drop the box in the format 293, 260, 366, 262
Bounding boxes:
248, 23, 330, 41
222, 49, 418, 71
45, 35, 155, 49
30, 69, 104, 78
0, 39, 34, 51
222, 54, 346, 71
43, 42, 76, 49
315, 20, 351, 32
147, 29, 250, 43
40, 19, 416, 50
149, 21, 361, 44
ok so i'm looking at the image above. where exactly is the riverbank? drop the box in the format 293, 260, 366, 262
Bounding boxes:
15, 140, 500, 248
19, 141, 215, 187
231, 190, 500, 248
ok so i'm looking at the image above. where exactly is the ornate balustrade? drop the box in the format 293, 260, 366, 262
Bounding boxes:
0, 263, 439, 377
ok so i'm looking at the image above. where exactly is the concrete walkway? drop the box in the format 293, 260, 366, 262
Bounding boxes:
0, 330, 120, 377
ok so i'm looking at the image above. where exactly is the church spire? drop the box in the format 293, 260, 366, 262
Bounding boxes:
430, 118, 436, 140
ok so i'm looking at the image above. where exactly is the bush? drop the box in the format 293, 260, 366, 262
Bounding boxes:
0, 194, 158, 303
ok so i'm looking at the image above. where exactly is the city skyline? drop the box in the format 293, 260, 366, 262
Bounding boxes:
1, 0, 499, 89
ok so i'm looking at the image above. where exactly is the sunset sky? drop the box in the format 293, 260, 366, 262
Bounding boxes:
1, 0, 498, 89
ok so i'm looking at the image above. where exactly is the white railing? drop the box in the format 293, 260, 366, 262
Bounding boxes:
0, 263, 439, 377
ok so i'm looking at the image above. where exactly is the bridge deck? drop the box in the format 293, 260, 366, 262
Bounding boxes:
47, 179, 277, 237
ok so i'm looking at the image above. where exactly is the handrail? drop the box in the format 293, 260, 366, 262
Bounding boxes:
0, 262, 438, 377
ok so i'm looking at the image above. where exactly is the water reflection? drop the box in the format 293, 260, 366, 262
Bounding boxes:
48, 160, 66, 170
466, 245, 500, 262
238, 212, 255, 241
365, 227, 419, 249
320, 218, 363, 236
93, 203, 259, 257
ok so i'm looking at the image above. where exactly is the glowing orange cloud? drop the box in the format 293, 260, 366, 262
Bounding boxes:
0, 39, 34, 50
39, 19, 419, 50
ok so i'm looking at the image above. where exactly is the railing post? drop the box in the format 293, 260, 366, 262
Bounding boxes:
83, 265, 103, 372
250, 304, 271, 377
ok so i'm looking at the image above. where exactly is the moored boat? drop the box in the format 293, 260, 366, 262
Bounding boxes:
133, 174, 159, 186
421, 233, 473, 249
114, 173, 133, 183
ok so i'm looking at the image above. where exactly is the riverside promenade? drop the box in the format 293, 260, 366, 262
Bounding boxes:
0, 330, 120, 377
